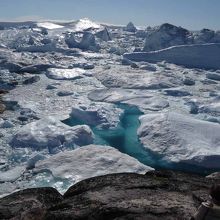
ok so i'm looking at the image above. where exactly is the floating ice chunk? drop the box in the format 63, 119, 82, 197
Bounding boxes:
70, 104, 123, 128
0, 166, 25, 182
10, 116, 93, 151
34, 145, 153, 186
88, 88, 169, 112
26, 153, 46, 169
46, 68, 85, 80
138, 112, 220, 168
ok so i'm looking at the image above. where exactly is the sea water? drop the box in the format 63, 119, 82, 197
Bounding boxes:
63, 104, 215, 175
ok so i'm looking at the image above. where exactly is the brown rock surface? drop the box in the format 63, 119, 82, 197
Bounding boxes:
0, 170, 219, 220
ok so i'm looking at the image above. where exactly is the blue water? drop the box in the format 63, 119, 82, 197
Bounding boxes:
62, 104, 216, 175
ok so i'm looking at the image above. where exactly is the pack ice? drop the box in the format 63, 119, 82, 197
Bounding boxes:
138, 112, 220, 168
10, 116, 94, 151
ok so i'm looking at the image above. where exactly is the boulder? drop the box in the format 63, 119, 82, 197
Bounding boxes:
1, 170, 219, 220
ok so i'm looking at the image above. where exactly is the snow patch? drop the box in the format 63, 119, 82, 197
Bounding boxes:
37, 22, 64, 30
46, 68, 85, 80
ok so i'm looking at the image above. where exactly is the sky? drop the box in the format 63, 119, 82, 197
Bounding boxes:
0, 0, 219, 30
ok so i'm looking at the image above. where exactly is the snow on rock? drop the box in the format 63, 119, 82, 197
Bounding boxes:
10, 116, 94, 151
123, 22, 137, 33
143, 23, 191, 51
138, 112, 220, 168
37, 22, 64, 30
34, 145, 153, 184
124, 43, 220, 70
46, 68, 85, 80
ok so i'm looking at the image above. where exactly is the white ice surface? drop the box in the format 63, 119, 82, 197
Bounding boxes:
46, 68, 86, 80
124, 43, 220, 70
37, 22, 64, 30
10, 116, 94, 151
138, 112, 220, 168
34, 145, 154, 187
0, 166, 25, 182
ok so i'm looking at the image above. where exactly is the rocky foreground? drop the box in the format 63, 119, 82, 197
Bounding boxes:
1, 170, 219, 220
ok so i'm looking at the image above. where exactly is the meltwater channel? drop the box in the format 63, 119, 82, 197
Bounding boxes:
63, 104, 216, 175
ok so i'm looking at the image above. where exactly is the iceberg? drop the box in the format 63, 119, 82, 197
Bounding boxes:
10, 116, 94, 151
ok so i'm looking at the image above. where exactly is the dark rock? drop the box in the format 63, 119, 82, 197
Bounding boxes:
0, 187, 62, 220
1, 170, 219, 220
